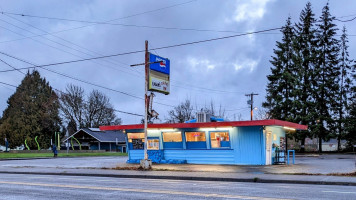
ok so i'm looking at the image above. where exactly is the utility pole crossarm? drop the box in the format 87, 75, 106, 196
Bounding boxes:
245, 93, 259, 121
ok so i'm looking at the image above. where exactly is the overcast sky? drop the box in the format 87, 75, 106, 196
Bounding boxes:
0, 0, 355, 125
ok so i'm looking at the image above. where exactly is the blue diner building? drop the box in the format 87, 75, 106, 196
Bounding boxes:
100, 119, 307, 165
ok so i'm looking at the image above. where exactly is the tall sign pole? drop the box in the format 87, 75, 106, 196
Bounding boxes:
144, 40, 149, 161
245, 93, 259, 120
130, 40, 170, 169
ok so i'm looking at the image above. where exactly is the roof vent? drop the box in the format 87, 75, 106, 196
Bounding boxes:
196, 112, 211, 123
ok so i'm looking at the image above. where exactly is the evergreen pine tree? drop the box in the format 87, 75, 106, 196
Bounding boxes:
335, 26, 353, 151
0, 70, 61, 149
345, 61, 356, 146
313, 2, 340, 152
263, 17, 297, 122
292, 2, 318, 152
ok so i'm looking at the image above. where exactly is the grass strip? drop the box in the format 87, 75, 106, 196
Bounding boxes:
0, 152, 127, 159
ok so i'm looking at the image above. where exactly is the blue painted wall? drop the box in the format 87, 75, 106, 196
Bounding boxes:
127, 126, 284, 165
234, 126, 265, 165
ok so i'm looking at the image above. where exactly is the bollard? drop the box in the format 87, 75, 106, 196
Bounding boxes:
287, 150, 295, 165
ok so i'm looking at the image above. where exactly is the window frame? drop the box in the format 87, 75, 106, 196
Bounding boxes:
184, 131, 207, 149
162, 131, 183, 149
209, 130, 231, 149
127, 132, 145, 150
147, 137, 160, 150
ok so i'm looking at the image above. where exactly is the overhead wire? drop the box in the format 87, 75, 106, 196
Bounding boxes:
148, 41, 247, 94
0, 58, 25, 75
0, 61, 144, 117
2, 9, 355, 35
0, 51, 176, 109
0, 16, 142, 77
0, 51, 249, 113
0, 27, 283, 73
0, 0, 199, 43
3, 14, 138, 70
1, 8, 355, 42
0, 7, 248, 97
0, 1, 197, 23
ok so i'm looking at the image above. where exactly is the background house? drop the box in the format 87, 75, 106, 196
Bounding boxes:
63, 128, 127, 152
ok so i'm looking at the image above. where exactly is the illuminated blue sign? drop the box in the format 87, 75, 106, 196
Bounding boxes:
149, 53, 170, 75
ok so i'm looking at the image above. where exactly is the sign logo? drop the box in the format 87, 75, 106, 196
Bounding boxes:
148, 53, 170, 95
159, 60, 166, 68
149, 53, 170, 75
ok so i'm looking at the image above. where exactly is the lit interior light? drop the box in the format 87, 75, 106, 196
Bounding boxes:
200, 127, 232, 131
283, 127, 296, 131
159, 128, 177, 132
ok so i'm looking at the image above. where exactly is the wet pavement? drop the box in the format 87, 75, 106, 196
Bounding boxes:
0, 154, 355, 175
0, 154, 356, 186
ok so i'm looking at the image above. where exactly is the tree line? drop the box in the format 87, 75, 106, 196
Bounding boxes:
0, 71, 120, 149
263, 2, 356, 152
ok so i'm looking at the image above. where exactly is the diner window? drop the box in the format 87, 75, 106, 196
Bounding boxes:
147, 137, 160, 150
162, 132, 183, 149
185, 132, 207, 149
127, 133, 144, 150
210, 131, 230, 148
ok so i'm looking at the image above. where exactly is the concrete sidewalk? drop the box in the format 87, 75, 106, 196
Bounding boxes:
0, 154, 355, 186
0, 166, 355, 186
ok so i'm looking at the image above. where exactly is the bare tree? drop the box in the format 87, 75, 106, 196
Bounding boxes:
199, 101, 227, 119
85, 90, 120, 127
59, 84, 86, 130
59, 85, 121, 130
167, 99, 195, 123
254, 107, 271, 120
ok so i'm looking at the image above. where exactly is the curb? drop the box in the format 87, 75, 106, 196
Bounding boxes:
0, 171, 355, 186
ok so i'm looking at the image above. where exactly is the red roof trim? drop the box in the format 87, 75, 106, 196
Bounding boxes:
100, 119, 307, 131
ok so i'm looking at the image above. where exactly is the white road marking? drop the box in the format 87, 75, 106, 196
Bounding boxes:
323, 191, 356, 194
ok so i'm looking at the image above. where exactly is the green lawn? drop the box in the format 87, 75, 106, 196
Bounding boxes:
0, 152, 127, 159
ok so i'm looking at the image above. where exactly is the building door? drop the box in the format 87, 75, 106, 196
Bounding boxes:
266, 132, 272, 165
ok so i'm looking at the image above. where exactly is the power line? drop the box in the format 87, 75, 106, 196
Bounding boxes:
0, 51, 175, 109
0, 51, 245, 112
1, 1, 197, 23
0, 78, 143, 117
335, 16, 356, 22
0, 56, 144, 117
0, 17, 141, 77
0, 52, 143, 99
0, 27, 282, 73
0, 58, 25, 75
2, 9, 354, 35
0, 11, 273, 34
0, 0, 198, 43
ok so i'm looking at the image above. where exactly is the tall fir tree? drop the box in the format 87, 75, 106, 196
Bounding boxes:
292, 2, 318, 152
0, 70, 61, 149
263, 17, 297, 122
313, 2, 340, 152
345, 61, 356, 146
335, 26, 353, 151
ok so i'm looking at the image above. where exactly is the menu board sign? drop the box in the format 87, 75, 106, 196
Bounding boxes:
132, 139, 144, 150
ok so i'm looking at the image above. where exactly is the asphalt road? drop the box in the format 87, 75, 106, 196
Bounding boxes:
0, 173, 355, 200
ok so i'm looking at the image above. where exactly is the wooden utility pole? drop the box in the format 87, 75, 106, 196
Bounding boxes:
144, 40, 149, 161
245, 93, 258, 120
130, 40, 166, 169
